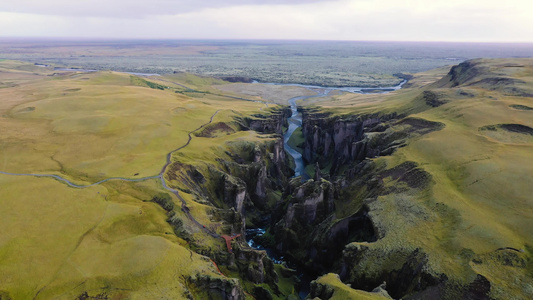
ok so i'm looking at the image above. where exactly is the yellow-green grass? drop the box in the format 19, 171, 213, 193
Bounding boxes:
330, 59, 533, 297
303, 64, 452, 116
161, 72, 228, 89
0, 61, 271, 298
377, 99, 533, 295
0, 61, 265, 184
0, 174, 226, 299
313, 273, 391, 299
214, 82, 315, 105
273, 265, 299, 298
401, 99, 533, 252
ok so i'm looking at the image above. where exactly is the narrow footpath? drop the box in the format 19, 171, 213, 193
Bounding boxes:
0, 110, 223, 239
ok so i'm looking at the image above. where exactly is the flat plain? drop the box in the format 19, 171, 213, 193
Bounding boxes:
2, 39, 533, 87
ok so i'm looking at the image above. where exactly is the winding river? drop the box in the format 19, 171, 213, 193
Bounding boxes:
281, 79, 406, 180
284, 95, 309, 179
251, 80, 407, 298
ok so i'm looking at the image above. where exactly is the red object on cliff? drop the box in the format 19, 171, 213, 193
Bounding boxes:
221, 234, 241, 253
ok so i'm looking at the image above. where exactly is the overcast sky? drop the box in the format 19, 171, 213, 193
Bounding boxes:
1, 0, 532, 42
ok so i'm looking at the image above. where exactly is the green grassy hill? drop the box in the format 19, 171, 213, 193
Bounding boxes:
303, 58, 533, 299
0, 61, 273, 299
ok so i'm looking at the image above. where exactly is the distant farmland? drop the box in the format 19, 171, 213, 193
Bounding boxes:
1, 39, 533, 87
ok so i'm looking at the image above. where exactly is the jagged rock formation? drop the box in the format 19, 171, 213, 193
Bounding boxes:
238, 108, 291, 135
314, 162, 321, 181
274, 179, 337, 261
165, 107, 294, 297
301, 109, 443, 176
172, 59, 533, 300
190, 274, 246, 300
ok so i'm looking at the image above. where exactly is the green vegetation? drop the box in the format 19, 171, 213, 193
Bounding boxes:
0, 60, 270, 299
2, 54, 533, 299
287, 127, 304, 154
311, 273, 391, 299
151, 192, 174, 211
130, 75, 167, 90
302, 58, 533, 299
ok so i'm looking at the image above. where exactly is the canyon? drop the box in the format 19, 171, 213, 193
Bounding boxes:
163, 59, 533, 299
1, 58, 533, 300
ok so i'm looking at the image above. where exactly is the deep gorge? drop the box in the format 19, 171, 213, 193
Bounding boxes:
170, 103, 411, 299
167, 70, 499, 299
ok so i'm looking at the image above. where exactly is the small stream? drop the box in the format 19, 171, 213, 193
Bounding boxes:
246, 229, 285, 265
246, 227, 314, 299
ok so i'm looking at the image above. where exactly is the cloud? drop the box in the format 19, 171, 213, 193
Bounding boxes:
0, 0, 532, 42
0, 0, 330, 18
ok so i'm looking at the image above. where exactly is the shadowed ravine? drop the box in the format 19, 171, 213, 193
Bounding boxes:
250, 82, 407, 299
284, 93, 320, 180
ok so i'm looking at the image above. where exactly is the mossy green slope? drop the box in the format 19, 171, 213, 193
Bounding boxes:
310, 273, 391, 300
304, 58, 533, 299
0, 61, 269, 299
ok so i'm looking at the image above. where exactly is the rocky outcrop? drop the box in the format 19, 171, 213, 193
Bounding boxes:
417, 90, 448, 107
301, 112, 366, 167
433, 60, 485, 88
309, 273, 392, 300
255, 165, 268, 198
220, 138, 291, 212
239, 107, 291, 134
309, 279, 335, 299
301, 113, 369, 175
339, 245, 446, 299
233, 246, 278, 284
222, 174, 249, 214
273, 179, 336, 266
301, 111, 443, 177
270, 176, 379, 274
277, 179, 335, 231
190, 274, 246, 300
337, 242, 501, 300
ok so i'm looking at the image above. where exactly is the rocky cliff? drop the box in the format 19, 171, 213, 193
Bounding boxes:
300, 109, 444, 178
239, 107, 291, 135
261, 108, 450, 296
164, 107, 295, 299
301, 110, 401, 175
190, 274, 246, 300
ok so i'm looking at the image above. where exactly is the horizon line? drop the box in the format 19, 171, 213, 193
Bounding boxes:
1, 36, 533, 45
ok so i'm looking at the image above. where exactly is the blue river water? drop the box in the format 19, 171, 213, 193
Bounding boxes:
284, 95, 310, 180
